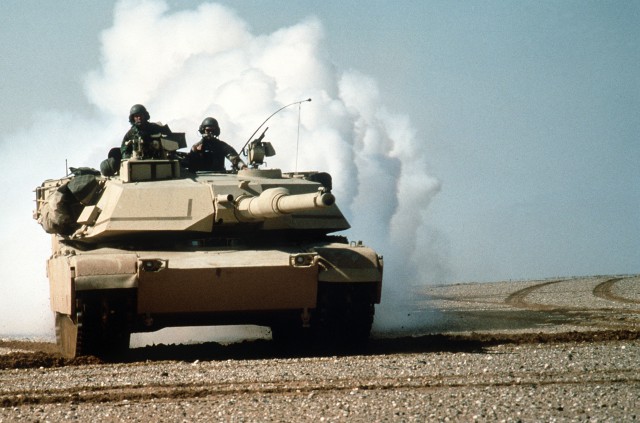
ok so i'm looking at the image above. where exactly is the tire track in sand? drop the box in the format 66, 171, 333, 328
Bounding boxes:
593, 277, 640, 305
504, 280, 567, 311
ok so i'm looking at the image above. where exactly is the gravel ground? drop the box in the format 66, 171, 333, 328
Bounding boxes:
0, 275, 638, 421
0, 340, 638, 421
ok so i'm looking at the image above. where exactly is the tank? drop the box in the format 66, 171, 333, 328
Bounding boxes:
33, 129, 383, 358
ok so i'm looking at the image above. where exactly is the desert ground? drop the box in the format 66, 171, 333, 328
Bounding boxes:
1, 275, 638, 421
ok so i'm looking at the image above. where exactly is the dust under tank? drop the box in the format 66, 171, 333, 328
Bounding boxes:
33, 128, 383, 358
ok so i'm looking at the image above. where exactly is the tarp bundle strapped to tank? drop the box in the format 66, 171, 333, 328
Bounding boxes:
38, 173, 101, 235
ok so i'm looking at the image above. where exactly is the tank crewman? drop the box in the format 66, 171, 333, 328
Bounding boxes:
121, 104, 172, 159
186, 117, 246, 172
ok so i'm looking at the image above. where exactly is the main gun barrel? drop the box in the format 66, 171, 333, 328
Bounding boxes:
235, 187, 335, 221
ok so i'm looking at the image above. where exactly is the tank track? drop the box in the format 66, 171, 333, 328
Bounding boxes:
55, 293, 132, 358
270, 282, 376, 350
314, 282, 375, 346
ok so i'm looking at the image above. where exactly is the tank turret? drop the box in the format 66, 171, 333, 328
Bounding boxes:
33, 112, 382, 359
35, 161, 349, 244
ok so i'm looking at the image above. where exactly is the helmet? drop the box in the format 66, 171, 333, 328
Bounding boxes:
198, 117, 220, 136
128, 104, 150, 124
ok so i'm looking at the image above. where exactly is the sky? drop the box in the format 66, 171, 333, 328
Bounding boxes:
0, 0, 638, 337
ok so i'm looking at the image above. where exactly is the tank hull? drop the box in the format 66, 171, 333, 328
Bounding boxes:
47, 241, 382, 358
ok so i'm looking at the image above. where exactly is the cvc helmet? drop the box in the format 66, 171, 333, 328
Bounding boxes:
128, 104, 150, 124
198, 117, 220, 137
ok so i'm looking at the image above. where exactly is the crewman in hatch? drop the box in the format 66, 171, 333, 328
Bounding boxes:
187, 117, 246, 172
121, 104, 172, 159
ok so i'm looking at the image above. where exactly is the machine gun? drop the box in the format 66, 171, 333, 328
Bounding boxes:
240, 98, 311, 168
131, 133, 185, 160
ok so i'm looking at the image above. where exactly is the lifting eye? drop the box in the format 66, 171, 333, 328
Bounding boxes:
140, 259, 165, 272
290, 253, 316, 267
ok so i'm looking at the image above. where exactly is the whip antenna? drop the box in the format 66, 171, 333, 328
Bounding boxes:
240, 98, 311, 156
295, 102, 303, 174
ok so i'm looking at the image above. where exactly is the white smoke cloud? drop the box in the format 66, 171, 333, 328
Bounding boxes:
0, 0, 443, 340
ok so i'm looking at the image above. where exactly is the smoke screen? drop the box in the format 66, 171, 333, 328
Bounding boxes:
0, 1, 442, 340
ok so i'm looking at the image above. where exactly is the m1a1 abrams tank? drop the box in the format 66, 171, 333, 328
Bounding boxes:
33, 125, 383, 358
